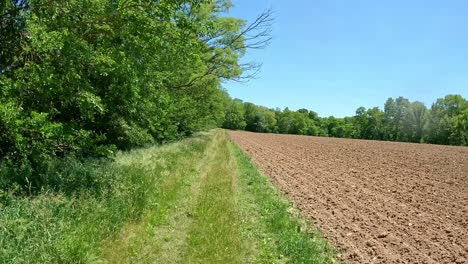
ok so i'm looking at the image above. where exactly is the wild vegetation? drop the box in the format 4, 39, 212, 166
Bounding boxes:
0, 0, 272, 191
1, 130, 336, 263
223, 95, 468, 146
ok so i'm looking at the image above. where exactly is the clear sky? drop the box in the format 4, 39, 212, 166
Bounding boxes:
224, 0, 468, 117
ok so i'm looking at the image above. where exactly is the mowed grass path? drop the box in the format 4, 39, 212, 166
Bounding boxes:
1, 130, 336, 263
103, 130, 336, 263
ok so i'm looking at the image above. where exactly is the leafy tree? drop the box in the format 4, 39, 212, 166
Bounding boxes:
0, 0, 28, 75
384, 97, 411, 141
223, 99, 247, 130
354, 107, 369, 138
244, 103, 276, 133
354, 107, 385, 140
452, 107, 468, 146
405, 102, 428, 143
277, 110, 318, 135
425, 95, 466, 145
321, 117, 354, 138
0, 0, 273, 190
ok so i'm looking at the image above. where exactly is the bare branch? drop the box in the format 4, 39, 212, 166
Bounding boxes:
171, 8, 274, 89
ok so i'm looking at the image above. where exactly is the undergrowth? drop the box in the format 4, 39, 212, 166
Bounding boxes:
0, 132, 211, 263
1, 130, 336, 263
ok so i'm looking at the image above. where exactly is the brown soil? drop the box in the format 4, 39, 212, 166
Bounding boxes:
228, 131, 468, 264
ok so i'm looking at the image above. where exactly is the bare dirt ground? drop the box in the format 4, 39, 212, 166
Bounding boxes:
228, 131, 468, 264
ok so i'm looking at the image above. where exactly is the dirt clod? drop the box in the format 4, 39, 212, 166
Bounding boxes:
377, 232, 389, 238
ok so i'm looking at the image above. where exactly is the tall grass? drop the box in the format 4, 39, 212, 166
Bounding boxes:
1, 130, 337, 263
0, 132, 212, 263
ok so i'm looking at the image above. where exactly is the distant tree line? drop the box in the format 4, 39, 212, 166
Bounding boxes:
222, 95, 468, 146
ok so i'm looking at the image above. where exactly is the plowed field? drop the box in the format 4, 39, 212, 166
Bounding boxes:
228, 131, 468, 264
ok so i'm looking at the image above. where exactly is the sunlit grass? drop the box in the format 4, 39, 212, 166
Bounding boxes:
184, 131, 244, 263
1, 130, 337, 263
0, 132, 212, 263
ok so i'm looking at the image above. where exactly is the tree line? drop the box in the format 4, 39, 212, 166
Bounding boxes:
222, 95, 468, 146
0, 0, 272, 190
1, 1, 467, 192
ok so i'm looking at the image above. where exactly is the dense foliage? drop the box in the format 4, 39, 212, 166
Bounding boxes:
223, 95, 468, 146
0, 0, 271, 190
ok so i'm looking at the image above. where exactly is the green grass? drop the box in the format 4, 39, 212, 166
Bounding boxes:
0, 129, 336, 263
0, 132, 212, 263
231, 140, 336, 263
183, 130, 243, 263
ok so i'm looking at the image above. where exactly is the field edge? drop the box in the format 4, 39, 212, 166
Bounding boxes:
228, 132, 338, 263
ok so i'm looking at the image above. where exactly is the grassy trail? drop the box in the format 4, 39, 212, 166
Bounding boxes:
1, 130, 336, 263
102, 130, 246, 263
102, 130, 336, 263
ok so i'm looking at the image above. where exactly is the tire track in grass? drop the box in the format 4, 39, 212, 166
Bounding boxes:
101, 131, 216, 263
102, 130, 337, 263
147, 130, 229, 263
183, 132, 245, 263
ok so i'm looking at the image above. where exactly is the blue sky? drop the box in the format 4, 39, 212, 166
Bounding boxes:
224, 0, 468, 117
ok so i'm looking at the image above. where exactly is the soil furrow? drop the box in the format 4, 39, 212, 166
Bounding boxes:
229, 131, 468, 264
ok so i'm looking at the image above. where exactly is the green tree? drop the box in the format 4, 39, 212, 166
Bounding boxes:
425, 95, 467, 145
319, 116, 353, 138
0, 0, 273, 190
0, 0, 28, 75
277, 110, 318, 136
223, 99, 247, 130
384, 97, 411, 141
354, 107, 385, 140
244, 103, 276, 133
451, 107, 468, 146
405, 102, 427, 143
